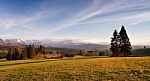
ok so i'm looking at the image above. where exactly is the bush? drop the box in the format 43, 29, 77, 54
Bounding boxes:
64, 54, 75, 57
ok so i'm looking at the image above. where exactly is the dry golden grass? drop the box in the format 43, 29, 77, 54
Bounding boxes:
0, 57, 150, 81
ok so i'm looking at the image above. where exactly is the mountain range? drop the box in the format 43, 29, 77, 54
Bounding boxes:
0, 38, 149, 50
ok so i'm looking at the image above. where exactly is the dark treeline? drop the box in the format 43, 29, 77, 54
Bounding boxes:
5, 44, 110, 60
6, 45, 49, 60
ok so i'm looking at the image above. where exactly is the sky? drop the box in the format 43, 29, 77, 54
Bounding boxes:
0, 0, 150, 45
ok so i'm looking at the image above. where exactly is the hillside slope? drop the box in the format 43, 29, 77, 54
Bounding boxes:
0, 57, 150, 81
133, 48, 150, 56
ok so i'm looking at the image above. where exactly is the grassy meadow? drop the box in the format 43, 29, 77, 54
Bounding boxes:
0, 57, 150, 81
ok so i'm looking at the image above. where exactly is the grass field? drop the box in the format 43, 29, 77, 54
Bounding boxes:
0, 57, 150, 81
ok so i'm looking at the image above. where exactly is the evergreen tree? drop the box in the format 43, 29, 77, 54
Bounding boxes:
31, 44, 35, 55
22, 49, 27, 59
42, 46, 46, 54
119, 26, 132, 56
38, 45, 46, 54
35, 47, 38, 54
12, 48, 16, 60
79, 50, 82, 55
26, 45, 34, 58
26, 45, 30, 58
6, 47, 21, 60
110, 30, 120, 56
14, 47, 19, 59
39, 45, 43, 52
6, 48, 13, 60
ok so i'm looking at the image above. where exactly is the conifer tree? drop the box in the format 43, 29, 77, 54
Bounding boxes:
119, 26, 132, 56
22, 49, 27, 59
110, 30, 120, 56
79, 50, 82, 55
6, 48, 13, 60
14, 47, 19, 59
6, 47, 21, 60
26, 45, 34, 58
31, 44, 35, 55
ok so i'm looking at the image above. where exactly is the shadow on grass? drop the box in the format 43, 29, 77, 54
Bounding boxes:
0, 56, 106, 67
1, 56, 124, 67
0, 59, 58, 67
61, 56, 110, 60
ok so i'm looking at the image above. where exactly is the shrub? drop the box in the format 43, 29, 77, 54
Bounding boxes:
64, 54, 75, 57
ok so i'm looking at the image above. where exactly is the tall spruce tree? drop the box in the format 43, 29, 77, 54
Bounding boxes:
6, 48, 13, 60
110, 30, 120, 56
26, 45, 34, 58
31, 44, 35, 55
119, 26, 132, 56
22, 49, 27, 59
14, 48, 18, 60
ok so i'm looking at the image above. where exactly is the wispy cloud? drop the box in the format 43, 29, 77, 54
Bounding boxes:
46, 0, 150, 33
0, 19, 16, 29
79, 11, 150, 25
0, 1, 64, 30
4, 11, 60, 28
2, 0, 150, 33
46, 0, 122, 33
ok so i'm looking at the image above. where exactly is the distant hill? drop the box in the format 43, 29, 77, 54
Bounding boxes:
0, 37, 150, 50
132, 48, 150, 56
50, 44, 150, 50
132, 45, 150, 50
53, 44, 110, 50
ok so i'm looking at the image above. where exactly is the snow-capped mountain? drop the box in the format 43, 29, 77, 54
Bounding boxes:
0, 38, 24, 46
21, 39, 110, 50
22, 39, 99, 46
4, 39, 24, 44
0, 38, 108, 45
0, 37, 111, 50
0, 37, 110, 45
0, 37, 149, 50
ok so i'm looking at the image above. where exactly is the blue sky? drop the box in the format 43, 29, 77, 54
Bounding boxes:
0, 0, 150, 45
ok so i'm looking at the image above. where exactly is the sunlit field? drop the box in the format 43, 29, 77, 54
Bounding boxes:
0, 57, 150, 81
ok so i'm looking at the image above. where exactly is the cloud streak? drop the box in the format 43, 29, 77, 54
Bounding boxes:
1, 0, 150, 33
0, 1, 64, 30
79, 11, 150, 25
46, 0, 150, 33
46, 0, 121, 33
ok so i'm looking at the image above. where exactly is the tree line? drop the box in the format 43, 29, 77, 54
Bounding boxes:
6, 45, 46, 60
